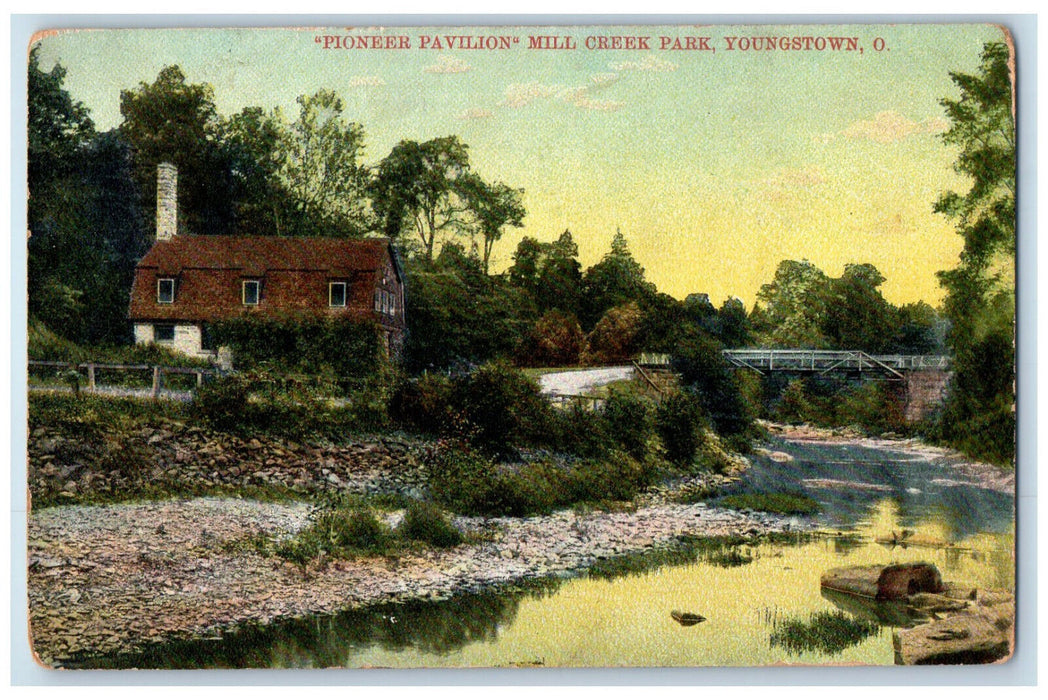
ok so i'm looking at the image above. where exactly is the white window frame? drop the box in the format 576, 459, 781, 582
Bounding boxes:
154, 323, 176, 343
329, 281, 347, 307
242, 280, 261, 306
157, 278, 175, 304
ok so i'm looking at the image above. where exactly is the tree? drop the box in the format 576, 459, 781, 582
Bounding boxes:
27, 45, 94, 211
222, 91, 371, 237
933, 41, 1016, 465
582, 302, 644, 365
456, 174, 525, 273
752, 259, 830, 348
371, 136, 473, 259
516, 309, 585, 367
715, 296, 752, 348
119, 65, 235, 235
820, 263, 897, 353
581, 229, 656, 328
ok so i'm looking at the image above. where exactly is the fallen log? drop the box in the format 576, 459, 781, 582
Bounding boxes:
821, 562, 943, 601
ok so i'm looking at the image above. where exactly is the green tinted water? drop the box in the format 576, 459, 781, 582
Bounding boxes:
84, 498, 1013, 668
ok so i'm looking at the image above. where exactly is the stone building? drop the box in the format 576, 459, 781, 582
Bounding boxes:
128, 163, 406, 360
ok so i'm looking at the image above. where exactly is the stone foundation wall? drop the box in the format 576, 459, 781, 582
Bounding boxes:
904, 370, 952, 423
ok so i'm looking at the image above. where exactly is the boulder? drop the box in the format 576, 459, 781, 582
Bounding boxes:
821, 562, 943, 601
893, 592, 1013, 665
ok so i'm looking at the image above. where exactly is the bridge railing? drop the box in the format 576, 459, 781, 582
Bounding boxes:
721, 349, 950, 374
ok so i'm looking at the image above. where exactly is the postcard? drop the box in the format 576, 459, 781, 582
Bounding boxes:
25, 22, 1017, 670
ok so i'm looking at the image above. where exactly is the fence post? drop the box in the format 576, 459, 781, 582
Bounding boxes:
86, 363, 96, 391
196, 371, 203, 388
152, 366, 161, 398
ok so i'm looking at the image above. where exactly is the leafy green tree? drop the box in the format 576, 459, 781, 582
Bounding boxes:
456, 174, 525, 273
715, 296, 753, 348
671, 330, 752, 437
893, 302, 943, 354
752, 259, 831, 348
402, 245, 532, 371
371, 136, 473, 259
820, 263, 897, 353
28, 48, 148, 345
933, 42, 1016, 464
581, 229, 656, 328
222, 91, 371, 237
119, 65, 236, 235
535, 230, 584, 317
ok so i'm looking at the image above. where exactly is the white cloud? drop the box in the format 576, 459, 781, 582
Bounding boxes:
457, 107, 494, 120
818, 111, 950, 145
610, 54, 678, 72
423, 55, 472, 74
346, 76, 385, 88
560, 87, 625, 112
500, 82, 563, 108
500, 81, 625, 112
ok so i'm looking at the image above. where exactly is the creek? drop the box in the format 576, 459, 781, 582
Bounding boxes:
75, 435, 1014, 669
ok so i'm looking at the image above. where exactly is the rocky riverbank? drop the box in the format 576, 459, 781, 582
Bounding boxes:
763, 422, 1015, 495
28, 422, 428, 506
27, 495, 808, 667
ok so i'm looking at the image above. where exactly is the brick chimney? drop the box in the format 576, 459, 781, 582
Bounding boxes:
156, 162, 178, 241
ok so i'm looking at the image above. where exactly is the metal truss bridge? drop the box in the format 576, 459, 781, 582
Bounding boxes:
637, 350, 951, 380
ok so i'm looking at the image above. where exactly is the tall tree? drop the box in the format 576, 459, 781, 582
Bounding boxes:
371, 136, 473, 259
820, 263, 897, 353
223, 92, 371, 237
457, 174, 526, 273
581, 229, 656, 328
934, 41, 1016, 465
120, 65, 235, 235
752, 259, 830, 348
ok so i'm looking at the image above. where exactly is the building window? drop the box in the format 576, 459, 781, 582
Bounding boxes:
243, 280, 260, 306
329, 281, 347, 307
155, 324, 175, 343
157, 278, 175, 304
200, 323, 215, 351
374, 290, 382, 312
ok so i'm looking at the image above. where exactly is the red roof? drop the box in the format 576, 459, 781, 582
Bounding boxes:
128, 235, 404, 324
135, 234, 391, 277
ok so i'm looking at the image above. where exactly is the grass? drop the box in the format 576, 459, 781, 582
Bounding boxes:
718, 492, 821, 516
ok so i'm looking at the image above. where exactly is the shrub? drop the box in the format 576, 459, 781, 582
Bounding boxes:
449, 361, 551, 456
603, 391, 653, 459
655, 391, 706, 467
425, 442, 504, 515
397, 501, 463, 548
389, 373, 455, 434
549, 403, 611, 458
834, 381, 906, 434
565, 451, 652, 503
211, 317, 385, 379
193, 375, 252, 433
774, 379, 813, 424
516, 310, 586, 367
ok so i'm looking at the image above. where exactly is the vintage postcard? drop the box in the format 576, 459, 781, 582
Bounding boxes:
24, 22, 1017, 671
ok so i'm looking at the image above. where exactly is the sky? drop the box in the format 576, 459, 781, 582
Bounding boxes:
31, 23, 1007, 308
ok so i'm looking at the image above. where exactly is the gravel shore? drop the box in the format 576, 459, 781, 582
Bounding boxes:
27, 493, 808, 667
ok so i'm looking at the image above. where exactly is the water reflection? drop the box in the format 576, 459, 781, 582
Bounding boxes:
71, 585, 556, 669
69, 441, 1014, 669
764, 607, 881, 657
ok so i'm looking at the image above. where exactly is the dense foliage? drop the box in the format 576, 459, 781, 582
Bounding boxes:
932, 42, 1016, 466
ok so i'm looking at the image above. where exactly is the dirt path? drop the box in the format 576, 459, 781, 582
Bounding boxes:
537, 366, 634, 396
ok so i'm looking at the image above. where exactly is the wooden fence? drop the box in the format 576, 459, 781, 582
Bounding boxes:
28, 360, 220, 398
